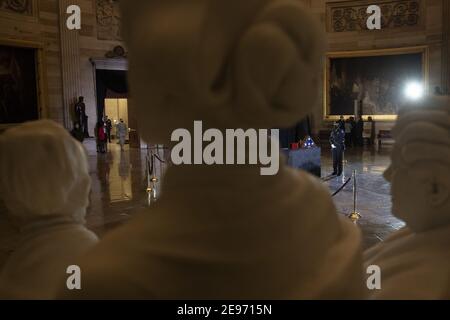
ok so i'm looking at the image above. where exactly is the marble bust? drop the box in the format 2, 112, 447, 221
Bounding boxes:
61, 0, 364, 299
365, 96, 450, 299
0, 120, 98, 299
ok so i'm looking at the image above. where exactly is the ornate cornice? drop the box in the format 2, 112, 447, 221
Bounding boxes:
0, 0, 33, 16
327, 0, 421, 32
90, 57, 128, 71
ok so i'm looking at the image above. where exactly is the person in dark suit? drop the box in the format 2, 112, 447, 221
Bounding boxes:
338, 115, 345, 131
330, 121, 345, 176
349, 116, 356, 147
355, 116, 364, 147
105, 116, 112, 143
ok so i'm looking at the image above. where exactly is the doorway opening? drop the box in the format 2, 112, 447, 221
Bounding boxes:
95, 69, 140, 147
104, 98, 129, 141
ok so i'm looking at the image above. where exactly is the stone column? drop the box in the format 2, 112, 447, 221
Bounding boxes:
59, 0, 82, 128
442, 0, 450, 94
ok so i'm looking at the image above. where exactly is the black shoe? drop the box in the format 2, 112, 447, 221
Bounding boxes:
331, 172, 337, 176
337, 172, 343, 177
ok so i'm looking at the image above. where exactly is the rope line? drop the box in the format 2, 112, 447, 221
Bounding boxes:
331, 177, 352, 197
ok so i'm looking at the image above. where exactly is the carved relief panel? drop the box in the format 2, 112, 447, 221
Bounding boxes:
96, 0, 122, 41
0, 0, 33, 16
327, 0, 421, 32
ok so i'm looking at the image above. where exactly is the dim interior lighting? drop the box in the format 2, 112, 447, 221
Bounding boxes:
404, 82, 424, 100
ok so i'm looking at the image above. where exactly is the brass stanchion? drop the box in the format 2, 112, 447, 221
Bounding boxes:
146, 146, 159, 206
348, 169, 361, 222
146, 144, 169, 206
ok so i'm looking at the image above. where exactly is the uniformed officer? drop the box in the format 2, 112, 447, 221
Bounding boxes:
330, 121, 345, 176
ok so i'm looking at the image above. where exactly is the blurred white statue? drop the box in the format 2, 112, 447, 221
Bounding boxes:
61, 0, 363, 299
365, 96, 450, 299
0, 120, 98, 299
0, 201, 19, 272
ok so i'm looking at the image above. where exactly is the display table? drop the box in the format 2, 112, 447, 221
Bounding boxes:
282, 147, 321, 177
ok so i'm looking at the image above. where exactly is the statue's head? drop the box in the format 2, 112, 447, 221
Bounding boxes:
120, 0, 324, 143
384, 96, 450, 232
0, 120, 91, 227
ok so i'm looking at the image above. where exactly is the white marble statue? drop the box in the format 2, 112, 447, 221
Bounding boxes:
60, 0, 364, 299
364, 96, 450, 300
0, 120, 98, 299
0, 201, 19, 272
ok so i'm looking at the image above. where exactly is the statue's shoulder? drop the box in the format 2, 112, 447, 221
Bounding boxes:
288, 167, 331, 195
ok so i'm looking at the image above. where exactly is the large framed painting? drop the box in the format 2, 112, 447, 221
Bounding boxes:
324, 46, 428, 121
0, 42, 42, 128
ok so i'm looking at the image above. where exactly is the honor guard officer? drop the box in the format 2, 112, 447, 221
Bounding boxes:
330, 121, 345, 176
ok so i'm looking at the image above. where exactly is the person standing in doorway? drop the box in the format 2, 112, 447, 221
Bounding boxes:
330, 121, 345, 176
105, 116, 112, 143
117, 119, 128, 151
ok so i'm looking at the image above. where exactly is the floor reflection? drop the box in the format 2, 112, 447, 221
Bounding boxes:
85, 139, 147, 237
109, 150, 133, 203
83, 139, 404, 250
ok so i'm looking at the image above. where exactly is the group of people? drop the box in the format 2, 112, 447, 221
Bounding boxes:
337, 115, 375, 148
70, 97, 129, 153
94, 117, 128, 153
94, 118, 111, 154
0, 0, 449, 300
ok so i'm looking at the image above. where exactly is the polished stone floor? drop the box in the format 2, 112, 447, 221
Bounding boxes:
321, 146, 405, 249
85, 139, 404, 250
85, 140, 149, 237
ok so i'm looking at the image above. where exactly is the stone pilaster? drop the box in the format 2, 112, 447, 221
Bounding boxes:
442, 0, 450, 94
59, 0, 82, 128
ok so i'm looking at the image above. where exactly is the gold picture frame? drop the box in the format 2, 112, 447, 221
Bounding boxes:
0, 38, 48, 131
323, 46, 429, 122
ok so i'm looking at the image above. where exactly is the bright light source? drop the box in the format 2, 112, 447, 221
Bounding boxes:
404, 82, 424, 100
